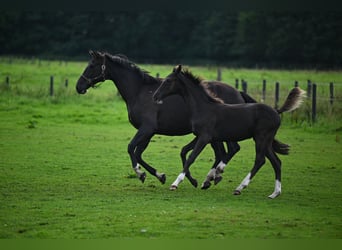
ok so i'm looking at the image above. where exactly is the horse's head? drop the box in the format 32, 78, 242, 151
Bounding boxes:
76, 50, 107, 94
153, 65, 184, 104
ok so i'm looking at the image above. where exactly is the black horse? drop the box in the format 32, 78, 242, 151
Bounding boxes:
76, 51, 256, 187
153, 65, 306, 198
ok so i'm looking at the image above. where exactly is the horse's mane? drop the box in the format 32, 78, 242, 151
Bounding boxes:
181, 68, 224, 104
103, 52, 160, 85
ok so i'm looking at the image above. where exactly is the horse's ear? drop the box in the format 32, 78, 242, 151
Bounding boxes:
174, 64, 182, 74
89, 50, 103, 59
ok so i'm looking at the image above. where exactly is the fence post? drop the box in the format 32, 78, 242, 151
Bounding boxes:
330, 82, 334, 105
65, 78, 69, 88
262, 79, 266, 102
312, 83, 317, 123
307, 80, 311, 98
217, 68, 221, 81
6, 76, 10, 87
235, 78, 239, 89
275, 82, 279, 109
242, 80, 247, 93
50, 76, 54, 96
294, 80, 298, 87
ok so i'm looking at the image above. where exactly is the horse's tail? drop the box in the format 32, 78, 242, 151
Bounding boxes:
277, 87, 306, 114
273, 139, 290, 155
240, 91, 258, 103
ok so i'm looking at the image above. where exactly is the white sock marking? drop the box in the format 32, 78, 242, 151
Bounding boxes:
171, 172, 186, 187
134, 164, 144, 177
268, 180, 282, 199
216, 161, 226, 173
236, 172, 251, 191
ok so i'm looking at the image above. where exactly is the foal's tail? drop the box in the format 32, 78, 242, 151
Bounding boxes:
277, 87, 306, 114
273, 139, 290, 155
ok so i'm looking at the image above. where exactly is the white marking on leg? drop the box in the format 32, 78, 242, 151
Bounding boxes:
205, 168, 216, 181
236, 172, 251, 192
171, 172, 185, 188
134, 164, 144, 178
216, 161, 226, 174
268, 180, 281, 199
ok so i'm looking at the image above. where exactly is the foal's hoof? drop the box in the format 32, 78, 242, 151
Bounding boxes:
139, 172, 146, 183
214, 176, 223, 185
233, 190, 241, 195
268, 192, 281, 199
170, 185, 178, 191
158, 173, 166, 184
201, 181, 211, 190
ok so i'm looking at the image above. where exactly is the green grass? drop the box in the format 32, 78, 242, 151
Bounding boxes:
0, 58, 341, 239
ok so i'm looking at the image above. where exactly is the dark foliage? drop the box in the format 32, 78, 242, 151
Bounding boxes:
1, 11, 341, 68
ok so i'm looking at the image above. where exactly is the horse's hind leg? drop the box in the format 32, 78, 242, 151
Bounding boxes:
234, 139, 266, 195
265, 148, 282, 199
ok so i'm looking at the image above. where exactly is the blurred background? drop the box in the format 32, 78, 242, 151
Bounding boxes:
0, 11, 341, 68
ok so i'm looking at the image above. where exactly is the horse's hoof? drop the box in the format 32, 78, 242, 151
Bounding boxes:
201, 181, 211, 190
190, 179, 198, 188
159, 173, 166, 184
233, 190, 241, 195
268, 192, 281, 199
170, 185, 178, 191
139, 172, 146, 183
214, 176, 223, 185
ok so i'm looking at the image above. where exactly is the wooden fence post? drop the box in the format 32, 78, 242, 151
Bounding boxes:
242, 80, 247, 93
6, 76, 10, 87
275, 82, 279, 109
262, 79, 266, 102
50, 76, 54, 96
217, 68, 221, 81
330, 82, 334, 105
65, 79, 69, 88
235, 78, 239, 89
312, 83, 317, 123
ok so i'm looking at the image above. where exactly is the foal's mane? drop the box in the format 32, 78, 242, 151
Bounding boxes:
181, 68, 224, 104
102, 52, 159, 85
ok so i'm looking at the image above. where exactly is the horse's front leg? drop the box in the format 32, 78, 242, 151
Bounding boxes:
201, 141, 226, 189
171, 137, 208, 190
128, 128, 165, 184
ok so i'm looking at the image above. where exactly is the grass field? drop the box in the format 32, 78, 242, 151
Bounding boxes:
0, 57, 341, 239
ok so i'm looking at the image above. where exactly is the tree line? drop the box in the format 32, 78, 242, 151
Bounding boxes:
0, 11, 341, 68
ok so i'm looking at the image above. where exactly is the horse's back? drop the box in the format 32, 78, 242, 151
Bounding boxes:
202, 81, 245, 104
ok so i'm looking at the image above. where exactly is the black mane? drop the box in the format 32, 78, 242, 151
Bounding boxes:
181, 68, 223, 104
103, 52, 159, 85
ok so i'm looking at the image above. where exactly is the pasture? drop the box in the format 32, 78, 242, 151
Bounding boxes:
0, 58, 341, 239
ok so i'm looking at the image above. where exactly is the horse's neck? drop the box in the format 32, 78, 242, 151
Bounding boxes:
107, 64, 142, 105
183, 83, 211, 115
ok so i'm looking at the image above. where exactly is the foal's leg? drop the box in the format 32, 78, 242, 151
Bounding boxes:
201, 141, 226, 189
180, 137, 198, 166
265, 148, 282, 199
234, 139, 266, 195
171, 137, 208, 190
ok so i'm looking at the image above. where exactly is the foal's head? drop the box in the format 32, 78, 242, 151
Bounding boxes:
76, 50, 107, 94
153, 65, 186, 104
